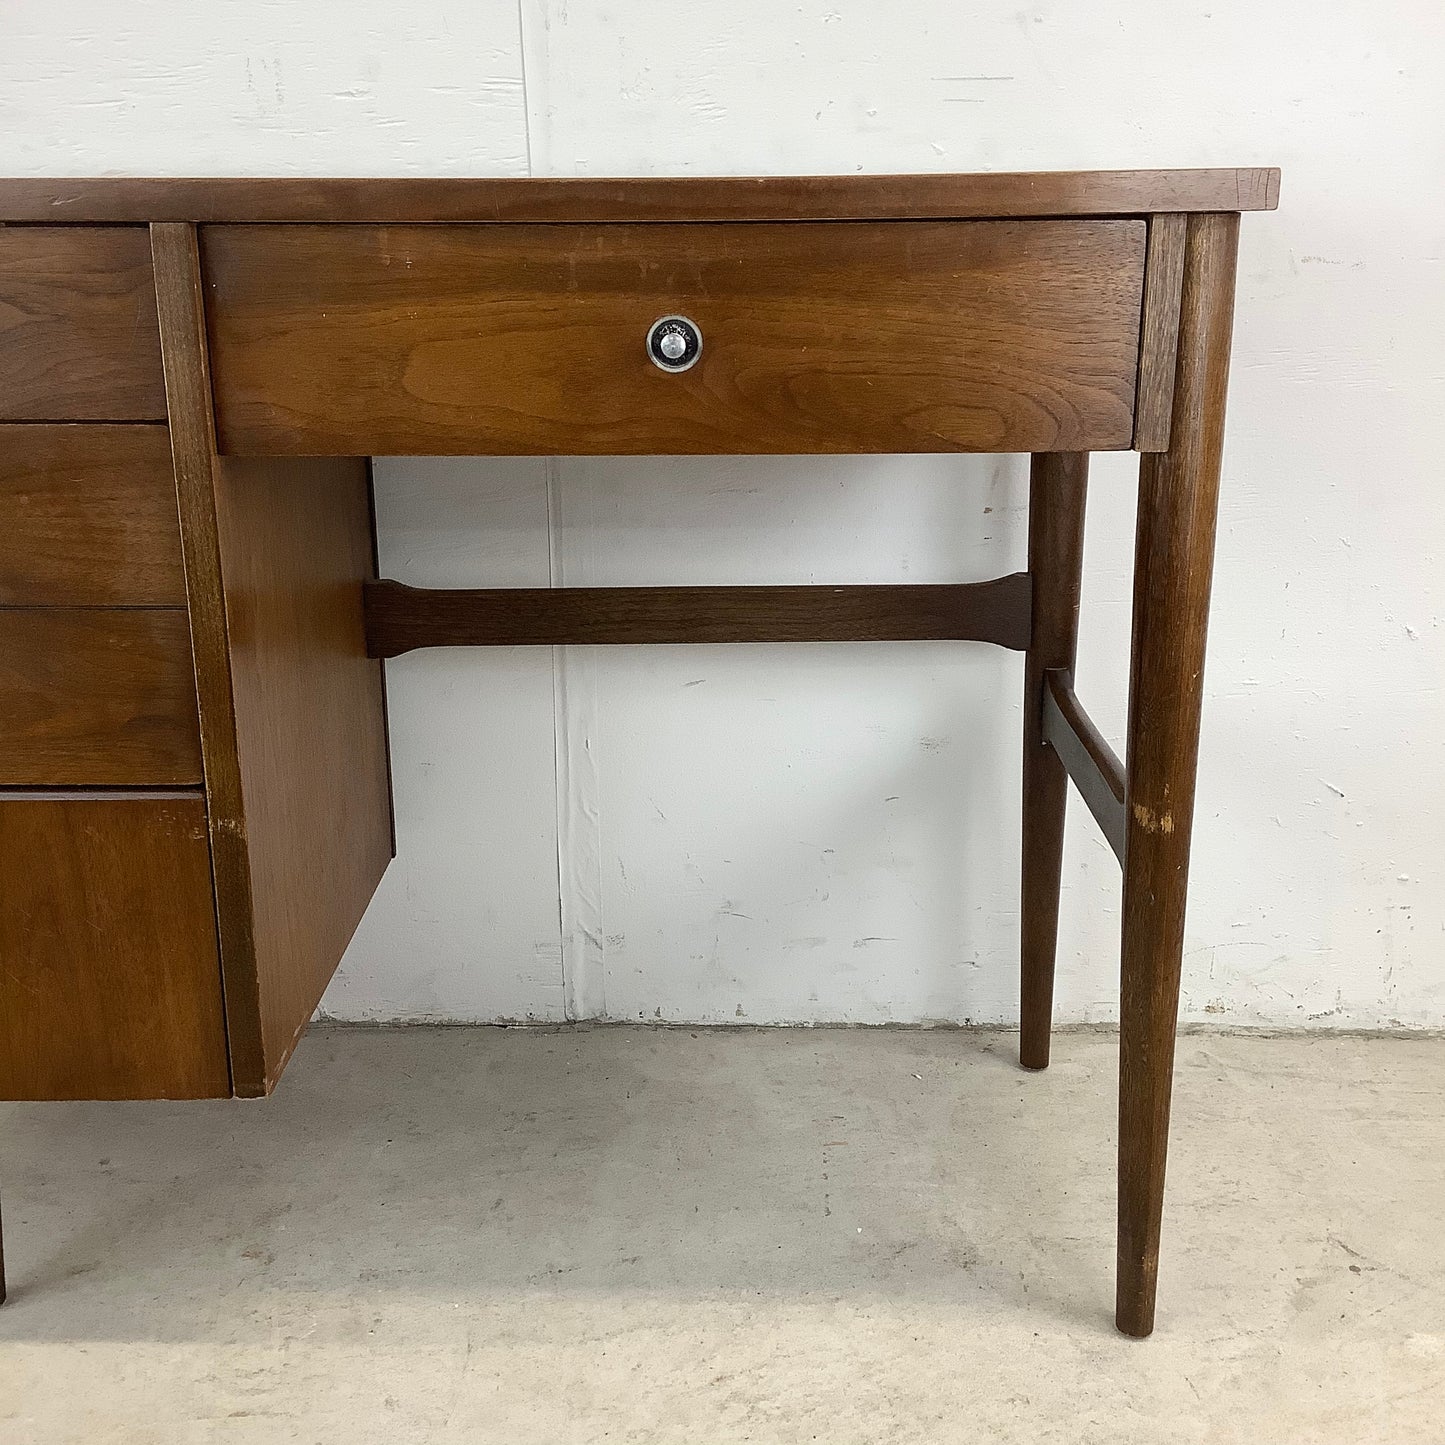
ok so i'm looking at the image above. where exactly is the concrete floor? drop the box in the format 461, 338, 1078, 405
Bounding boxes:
0, 1027, 1441, 1443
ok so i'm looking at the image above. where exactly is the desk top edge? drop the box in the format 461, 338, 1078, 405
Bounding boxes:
0, 168, 1279, 224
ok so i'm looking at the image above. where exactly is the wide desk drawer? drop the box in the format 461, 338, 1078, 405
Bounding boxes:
0, 608, 202, 786
0, 227, 168, 421
204, 220, 1147, 457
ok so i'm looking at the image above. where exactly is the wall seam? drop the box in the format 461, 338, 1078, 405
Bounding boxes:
547, 458, 607, 1021
515, 0, 535, 175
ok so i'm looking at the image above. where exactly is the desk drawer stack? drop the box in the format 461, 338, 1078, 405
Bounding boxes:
0, 227, 228, 1100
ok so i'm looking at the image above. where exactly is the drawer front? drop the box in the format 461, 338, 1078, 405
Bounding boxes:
205, 220, 1146, 456
0, 794, 229, 1100
0, 227, 167, 421
0, 608, 201, 785
0, 425, 186, 605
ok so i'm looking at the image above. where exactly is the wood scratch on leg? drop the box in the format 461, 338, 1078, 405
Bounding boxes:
1132, 802, 1175, 835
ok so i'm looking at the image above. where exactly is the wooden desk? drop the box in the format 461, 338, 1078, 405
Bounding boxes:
0, 168, 1279, 1334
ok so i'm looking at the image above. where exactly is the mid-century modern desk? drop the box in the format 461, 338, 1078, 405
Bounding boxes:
0, 168, 1279, 1335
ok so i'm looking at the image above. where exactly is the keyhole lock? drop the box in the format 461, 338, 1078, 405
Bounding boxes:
646, 315, 702, 372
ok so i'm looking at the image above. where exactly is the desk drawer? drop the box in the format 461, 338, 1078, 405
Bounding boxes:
204, 220, 1146, 456
0, 227, 167, 421
0, 608, 201, 785
0, 425, 186, 605
0, 794, 229, 1100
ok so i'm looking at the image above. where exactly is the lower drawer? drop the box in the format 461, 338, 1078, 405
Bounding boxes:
0, 607, 202, 785
0, 794, 229, 1100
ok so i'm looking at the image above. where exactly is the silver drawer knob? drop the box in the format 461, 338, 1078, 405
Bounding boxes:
647, 315, 702, 372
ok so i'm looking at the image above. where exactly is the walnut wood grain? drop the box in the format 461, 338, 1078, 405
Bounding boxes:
1019, 452, 1089, 1071
217, 453, 394, 1092
0, 793, 229, 1101
364, 577, 1033, 657
151, 220, 265, 1091
1133, 215, 1188, 451
0, 228, 166, 420
1041, 668, 1125, 859
203, 220, 1146, 457
152, 222, 394, 1097
1117, 211, 1240, 1338
0, 169, 1280, 223
0, 425, 186, 605
0, 607, 201, 785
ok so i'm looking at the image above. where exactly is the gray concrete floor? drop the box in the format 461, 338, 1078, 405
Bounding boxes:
0, 1026, 1441, 1443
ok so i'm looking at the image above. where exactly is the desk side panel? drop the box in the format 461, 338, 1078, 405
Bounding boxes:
212, 454, 393, 1091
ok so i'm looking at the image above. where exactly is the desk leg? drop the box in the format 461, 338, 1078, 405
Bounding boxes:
1, 1186, 7, 1304
1020, 452, 1089, 1069
1116, 211, 1238, 1337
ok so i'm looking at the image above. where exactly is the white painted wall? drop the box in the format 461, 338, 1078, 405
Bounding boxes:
6, 1, 1442, 1029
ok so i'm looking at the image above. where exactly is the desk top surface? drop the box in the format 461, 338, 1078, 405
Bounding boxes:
0, 168, 1278, 224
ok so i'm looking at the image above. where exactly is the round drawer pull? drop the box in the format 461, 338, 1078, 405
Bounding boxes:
646, 315, 702, 372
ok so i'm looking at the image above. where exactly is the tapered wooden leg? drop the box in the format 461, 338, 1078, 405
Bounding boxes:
1020, 453, 1089, 1070
1116, 211, 1239, 1337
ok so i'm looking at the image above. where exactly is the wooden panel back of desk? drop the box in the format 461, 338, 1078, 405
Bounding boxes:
202, 220, 1146, 457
